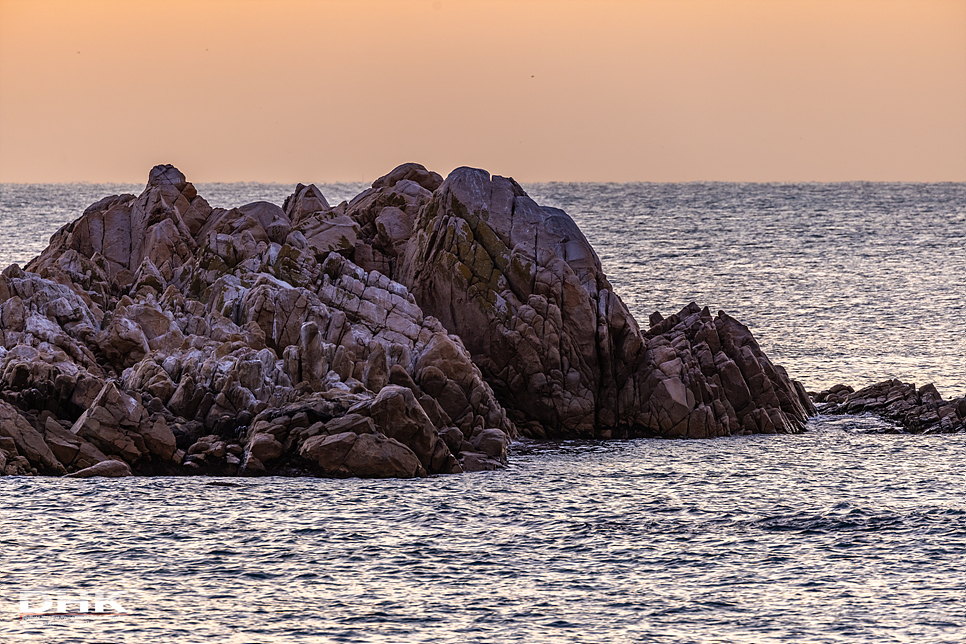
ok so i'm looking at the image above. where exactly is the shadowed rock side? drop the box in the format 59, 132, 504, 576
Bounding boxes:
813, 380, 966, 434
0, 164, 512, 477
396, 167, 815, 438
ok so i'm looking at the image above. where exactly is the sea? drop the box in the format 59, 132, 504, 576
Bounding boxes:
0, 181, 963, 643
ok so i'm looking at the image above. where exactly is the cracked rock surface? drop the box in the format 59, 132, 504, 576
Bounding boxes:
396, 167, 815, 439
1, 164, 511, 477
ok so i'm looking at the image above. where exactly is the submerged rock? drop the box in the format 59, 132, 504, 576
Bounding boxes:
0, 162, 817, 478
65, 459, 132, 478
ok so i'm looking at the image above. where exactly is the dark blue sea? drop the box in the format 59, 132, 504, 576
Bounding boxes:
1, 181, 963, 643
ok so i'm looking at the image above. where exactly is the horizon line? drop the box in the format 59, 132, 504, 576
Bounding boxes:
2, 178, 964, 187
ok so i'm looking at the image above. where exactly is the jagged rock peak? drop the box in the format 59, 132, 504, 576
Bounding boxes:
372, 163, 443, 192
147, 164, 188, 190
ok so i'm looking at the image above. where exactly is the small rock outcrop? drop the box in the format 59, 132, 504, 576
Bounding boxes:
815, 380, 966, 434
811, 383, 854, 405
65, 459, 132, 478
0, 162, 817, 478
638, 303, 816, 438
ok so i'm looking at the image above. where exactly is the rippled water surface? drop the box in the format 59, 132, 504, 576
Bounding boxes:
0, 181, 964, 642
2, 419, 965, 643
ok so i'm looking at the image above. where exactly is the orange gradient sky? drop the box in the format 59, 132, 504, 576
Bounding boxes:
0, 0, 964, 183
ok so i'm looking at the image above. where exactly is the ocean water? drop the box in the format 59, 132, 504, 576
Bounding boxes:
0, 181, 964, 643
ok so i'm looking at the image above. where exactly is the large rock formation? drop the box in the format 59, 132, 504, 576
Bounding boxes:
0, 162, 815, 478
1, 164, 512, 478
396, 167, 815, 438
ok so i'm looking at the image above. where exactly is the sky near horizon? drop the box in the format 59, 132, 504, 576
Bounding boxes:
0, 0, 963, 183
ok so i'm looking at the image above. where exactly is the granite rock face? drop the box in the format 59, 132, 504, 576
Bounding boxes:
396, 167, 815, 438
816, 379, 966, 434
0, 162, 817, 478
1, 164, 512, 477
637, 304, 816, 438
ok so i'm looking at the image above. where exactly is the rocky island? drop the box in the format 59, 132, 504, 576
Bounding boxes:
0, 163, 821, 478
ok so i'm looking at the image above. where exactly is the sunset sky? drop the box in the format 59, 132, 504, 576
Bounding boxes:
0, 0, 963, 183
